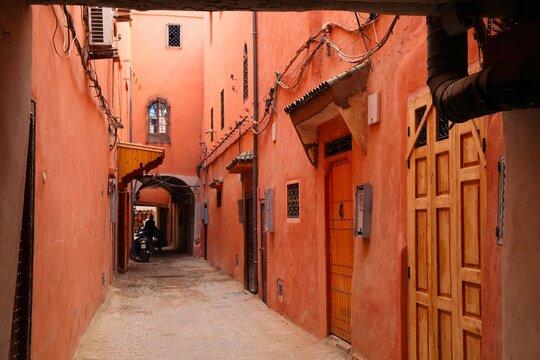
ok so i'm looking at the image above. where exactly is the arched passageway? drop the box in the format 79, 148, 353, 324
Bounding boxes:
134, 174, 198, 255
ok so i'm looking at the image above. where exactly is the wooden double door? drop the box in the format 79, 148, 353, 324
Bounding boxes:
408, 94, 486, 359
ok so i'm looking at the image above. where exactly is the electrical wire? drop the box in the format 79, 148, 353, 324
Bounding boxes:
61, 5, 123, 151
252, 15, 398, 136
197, 116, 250, 171
51, 6, 75, 59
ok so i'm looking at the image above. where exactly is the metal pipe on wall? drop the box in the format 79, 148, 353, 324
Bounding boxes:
427, 16, 540, 123
129, 66, 135, 262
251, 11, 259, 294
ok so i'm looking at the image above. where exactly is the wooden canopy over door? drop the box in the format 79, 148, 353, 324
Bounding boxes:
407, 93, 486, 359
326, 156, 354, 343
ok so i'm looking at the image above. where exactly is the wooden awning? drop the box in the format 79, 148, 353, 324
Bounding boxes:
117, 142, 165, 186
284, 62, 370, 166
226, 151, 254, 174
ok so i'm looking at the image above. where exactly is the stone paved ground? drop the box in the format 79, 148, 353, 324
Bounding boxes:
74, 254, 349, 360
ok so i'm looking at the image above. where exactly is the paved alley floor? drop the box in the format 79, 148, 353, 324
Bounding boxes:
74, 255, 349, 360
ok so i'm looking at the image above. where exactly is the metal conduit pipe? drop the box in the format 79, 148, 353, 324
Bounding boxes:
251, 11, 259, 295
427, 16, 540, 123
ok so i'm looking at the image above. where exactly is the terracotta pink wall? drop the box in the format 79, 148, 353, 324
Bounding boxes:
0, 2, 32, 358
130, 11, 204, 177
202, 134, 253, 280
200, 11, 254, 277
137, 187, 171, 206
31, 6, 118, 359
203, 12, 503, 359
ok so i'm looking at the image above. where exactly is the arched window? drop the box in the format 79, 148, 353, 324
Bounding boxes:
147, 98, 170, 143
243, 43, 248, 102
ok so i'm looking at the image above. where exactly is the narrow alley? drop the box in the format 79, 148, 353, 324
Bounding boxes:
3, 2, 540, 359
74, 255, 349, 360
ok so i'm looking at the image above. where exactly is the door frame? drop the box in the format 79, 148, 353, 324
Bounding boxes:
10, 100, 36, 359
324, 150, 353, 339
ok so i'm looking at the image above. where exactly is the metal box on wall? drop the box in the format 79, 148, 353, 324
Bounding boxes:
264, 188, 274, 232
355, 183, 372, 239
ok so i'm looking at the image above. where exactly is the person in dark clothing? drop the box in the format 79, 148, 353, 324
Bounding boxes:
142, 214, 163, 251
142, 214, 159, 235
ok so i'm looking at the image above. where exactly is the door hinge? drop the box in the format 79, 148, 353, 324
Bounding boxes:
407, 266, 411, 280
482, 138, 486, 153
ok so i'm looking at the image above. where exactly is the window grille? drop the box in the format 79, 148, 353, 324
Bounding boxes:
167, 24, 181, 48
415, 106, 427, 147
210, 108, 214, 142
243, 43, 249, 102
287, 183, 300, 218
220, 89, 225, 130
325, 134, 352, 157
436, 111, 450, 141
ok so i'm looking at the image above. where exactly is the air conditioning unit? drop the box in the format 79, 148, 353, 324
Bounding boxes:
88, 7, 114, 47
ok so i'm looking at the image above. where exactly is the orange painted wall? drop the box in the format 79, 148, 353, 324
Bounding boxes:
137, 187, 171, 206
202, 12, 503, 359
30, 5, 120, 360
130, 11, 204, 177
202, 134, 253, 280
200, 11, 254, 273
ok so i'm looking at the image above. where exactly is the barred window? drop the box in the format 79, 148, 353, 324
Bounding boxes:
167, 24, 181, 48
287, 183, 300, 218
243, 43, 248, 102
436, 111, 450, 141
415, 106, 427, 148
325, 134, 352, 157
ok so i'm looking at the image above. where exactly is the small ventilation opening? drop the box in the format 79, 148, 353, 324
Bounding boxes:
325, 134, 352, 157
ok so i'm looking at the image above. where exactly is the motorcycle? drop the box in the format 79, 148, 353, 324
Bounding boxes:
131, 229, 154, 262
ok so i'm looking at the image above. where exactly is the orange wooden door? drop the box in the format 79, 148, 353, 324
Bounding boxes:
407, 93, 485, 359
327, 157, 354, 343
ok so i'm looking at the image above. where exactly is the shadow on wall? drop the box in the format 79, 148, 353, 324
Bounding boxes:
502, 109, 540, 359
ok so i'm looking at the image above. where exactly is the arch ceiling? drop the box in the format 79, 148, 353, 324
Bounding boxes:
136, 174, 199, 204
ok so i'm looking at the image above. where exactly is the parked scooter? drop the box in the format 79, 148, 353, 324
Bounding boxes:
131, 229, 153, 262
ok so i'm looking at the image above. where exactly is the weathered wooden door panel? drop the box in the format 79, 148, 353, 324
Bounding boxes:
245, 193, 257, 293
408, 94, 485, 359
260, 202, 268, 304
327, 157, 354, 343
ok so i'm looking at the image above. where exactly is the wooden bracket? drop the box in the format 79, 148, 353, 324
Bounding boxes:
469, 119, 487, 168
405, 100, 433, 162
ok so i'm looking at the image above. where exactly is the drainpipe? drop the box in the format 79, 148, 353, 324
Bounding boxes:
129, 66, 135, 253
129, 66, 133, 142
427, 16, 540, 123
251, 11, 259, 294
